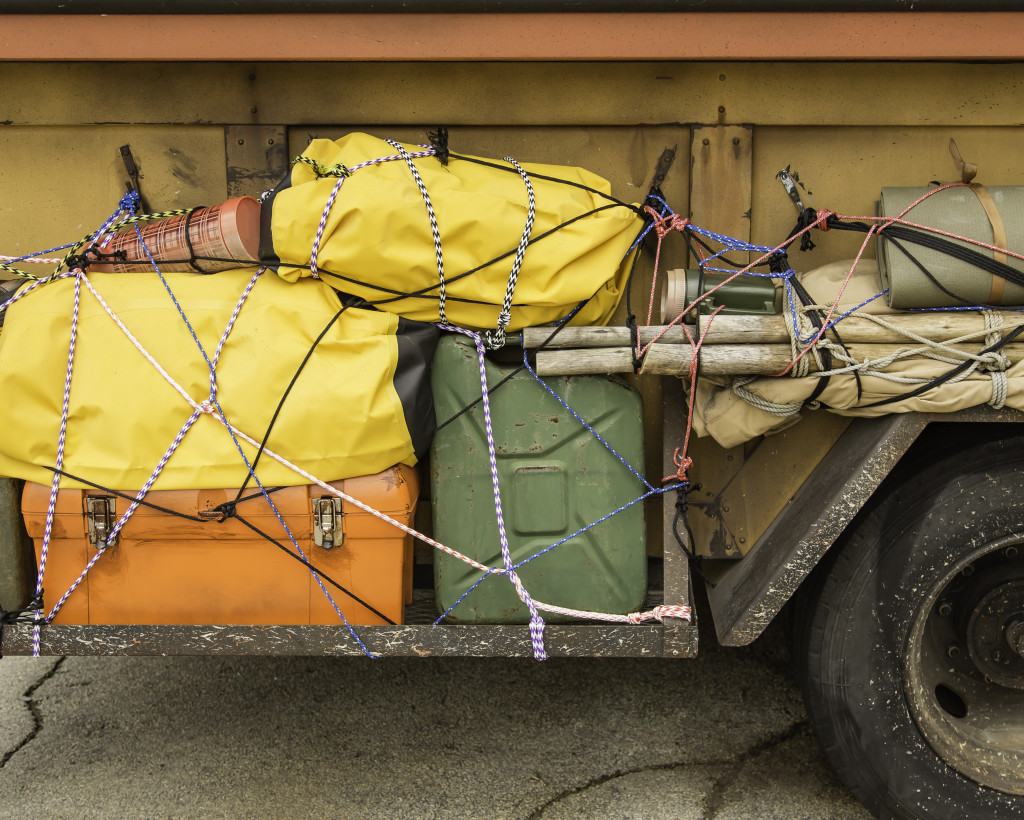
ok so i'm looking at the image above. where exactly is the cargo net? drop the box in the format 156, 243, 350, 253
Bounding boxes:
0, 150, 690, 663
626, 183, 1024, 457
6, 145, 1020, 660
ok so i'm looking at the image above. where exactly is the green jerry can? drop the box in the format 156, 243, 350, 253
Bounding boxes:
430, 334, 647, 623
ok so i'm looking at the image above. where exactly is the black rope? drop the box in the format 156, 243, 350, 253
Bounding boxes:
182, 207, 205, 274
36, 470, 392, 625
672, 486, 716, 590
40, 465, 292, 523
781, 263, 838, 402
233, 304, 350, 501
781, 207, 819, 253
883, 233, 984, 307
64, 245, 128, 272
314, 203, 628, 308
623, 218, 654, 372
826, 216, 1024, 292
446, 151, 642, 215
0, 593, 45, 659
428, 127, 449, 167
861, 322, 1024, 409
229, 513, 397, 625
433, 299, 590, 434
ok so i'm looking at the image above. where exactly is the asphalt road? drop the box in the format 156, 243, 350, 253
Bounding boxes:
0, 616, 872, 820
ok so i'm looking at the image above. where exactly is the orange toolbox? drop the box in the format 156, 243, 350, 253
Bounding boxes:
21, 465, 418, 626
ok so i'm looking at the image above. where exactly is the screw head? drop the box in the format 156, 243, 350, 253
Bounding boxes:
937, 601, 953, 617
948, 643, 963, 659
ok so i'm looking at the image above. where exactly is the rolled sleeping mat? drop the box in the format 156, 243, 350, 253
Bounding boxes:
877, 185, 1024, 309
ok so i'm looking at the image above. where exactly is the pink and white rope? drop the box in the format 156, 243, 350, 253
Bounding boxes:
79, 272, 688, 643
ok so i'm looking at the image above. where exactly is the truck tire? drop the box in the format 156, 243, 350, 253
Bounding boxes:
793, 432, 1024, 820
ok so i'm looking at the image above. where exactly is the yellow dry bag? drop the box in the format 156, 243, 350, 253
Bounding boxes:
0, 270, 437, 491
259, 133, 644, 333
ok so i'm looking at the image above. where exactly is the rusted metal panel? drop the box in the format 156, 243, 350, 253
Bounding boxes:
690, 124, 753, 265
224, 125, 288, 200
3, 63, 1024, 129
0, 623, 667, 657
706, 412, 930, 646
751, 126, 1024, 268
0, 126, 227, 257
720, 412, 851, 556
687, 414, 851, 561
3, 13, 1024, 61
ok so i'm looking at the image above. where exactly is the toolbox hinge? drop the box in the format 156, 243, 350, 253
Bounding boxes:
86, 496, 118, 548
313, 496, 343, 549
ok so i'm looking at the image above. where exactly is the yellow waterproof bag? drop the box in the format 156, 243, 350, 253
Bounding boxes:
0, 270, 437, 491
259, 133, 644, 332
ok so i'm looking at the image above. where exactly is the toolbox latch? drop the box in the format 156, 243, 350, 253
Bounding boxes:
86, 496, 118, 548
313, 496, 343, 549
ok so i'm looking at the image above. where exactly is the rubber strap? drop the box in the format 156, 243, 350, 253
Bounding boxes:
949, 137, 978, 184
969, 183, 1009, 304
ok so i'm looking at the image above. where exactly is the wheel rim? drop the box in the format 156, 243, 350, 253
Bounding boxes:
905, 534, 1024, 796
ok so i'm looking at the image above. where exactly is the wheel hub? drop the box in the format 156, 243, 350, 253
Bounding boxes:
967, 580, 1024, 689
905, 536, 1024, 796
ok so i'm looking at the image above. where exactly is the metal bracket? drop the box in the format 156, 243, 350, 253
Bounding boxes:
313, 496, 343, 549
86, 496, 118, 548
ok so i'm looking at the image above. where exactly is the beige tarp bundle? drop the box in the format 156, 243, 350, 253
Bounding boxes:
692, 259, 1024, 448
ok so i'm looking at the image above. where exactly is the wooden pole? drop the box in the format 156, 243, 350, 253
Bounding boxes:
533, 342, 1024, 377
519, 311, 1024, 349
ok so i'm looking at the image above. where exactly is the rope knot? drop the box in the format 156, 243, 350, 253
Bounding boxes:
428, 126, 450, 166
672, 447, 693, 482
199, 400, 216, 415
816, 209, 836, 231
294, 156, 351, 179
652, 605, 691, 623
643, 205, 690, 239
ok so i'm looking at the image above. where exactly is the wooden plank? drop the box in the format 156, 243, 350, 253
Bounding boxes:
538, 341, 1024, 376
522, 312, 1024, 348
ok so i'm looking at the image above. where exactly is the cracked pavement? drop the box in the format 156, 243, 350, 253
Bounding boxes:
0, 621, 870, 819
